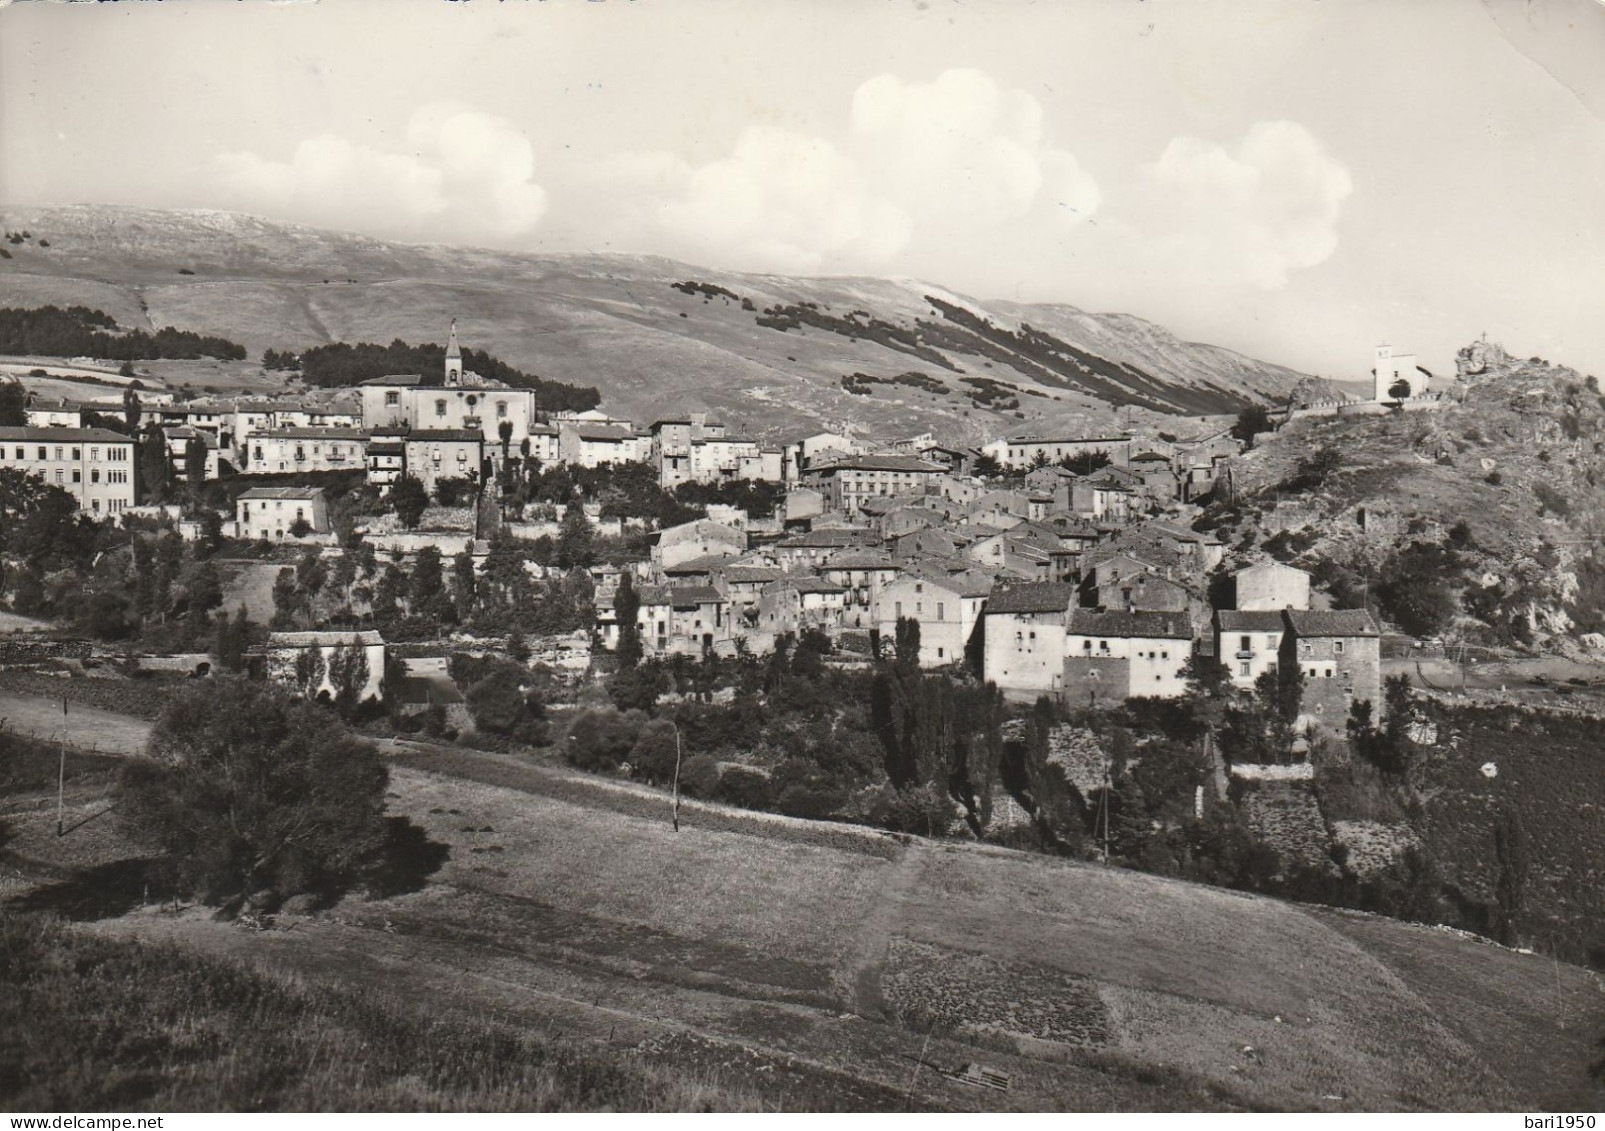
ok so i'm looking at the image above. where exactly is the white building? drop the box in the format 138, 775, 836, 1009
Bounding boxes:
235, 486, 329, 541
875, 570, 991, 668
1373, 344, 1428, 402
0, 427, 137, 517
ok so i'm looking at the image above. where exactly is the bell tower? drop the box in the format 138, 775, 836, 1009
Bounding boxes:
445, 320, 463, 387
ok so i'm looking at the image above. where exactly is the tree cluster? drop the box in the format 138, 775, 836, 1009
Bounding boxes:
296, 338, 599, 411
0, 305, 246, 361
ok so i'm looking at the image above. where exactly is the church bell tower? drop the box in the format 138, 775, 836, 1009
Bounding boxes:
445, 320, 463, 387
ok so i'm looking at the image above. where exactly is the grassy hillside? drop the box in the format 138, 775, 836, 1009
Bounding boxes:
0, 204, 1309, 442
5, 730, 1600, 1112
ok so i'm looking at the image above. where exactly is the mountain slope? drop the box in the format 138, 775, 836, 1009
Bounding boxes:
0, 204, 1307, 441
1216, 341, 1605, 651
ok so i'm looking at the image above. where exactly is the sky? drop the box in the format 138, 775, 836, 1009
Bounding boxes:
2, 0, 1603, 382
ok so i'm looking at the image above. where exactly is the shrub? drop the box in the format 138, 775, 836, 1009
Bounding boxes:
564, 708, 645, 773
866, 782, 957, 836
678, 753, 721, 799
770, 758, 845, 819
714, 766, 772, 810
117, 679, 389, 903
462, 664, 547, 745
627, 718, 679, 785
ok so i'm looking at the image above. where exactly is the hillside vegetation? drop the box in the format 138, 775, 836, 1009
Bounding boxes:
0, 204, 1307, 442
5, 727, 1602, 1111
1213, 342, 1605, 652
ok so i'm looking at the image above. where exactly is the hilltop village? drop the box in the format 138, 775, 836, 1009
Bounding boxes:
4, 313, 1604, 967
4, 322, 1404, 716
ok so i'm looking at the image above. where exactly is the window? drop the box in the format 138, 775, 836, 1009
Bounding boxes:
496, 401, 507, 419
54, 447, 63, 460
1240, 662, 1250, 676
91, 469, 99, 483
1083, 639, 1092, 650
72, 448, 80, 460
1334, 640, 1345, 654
71, 470, 80, 483
37, 447, 46, 460
936, 602, 945, 620
54, 470, 63, 483
1239, 635, 1251, 652
435, 400, 447, 417
385, 391, 400, 406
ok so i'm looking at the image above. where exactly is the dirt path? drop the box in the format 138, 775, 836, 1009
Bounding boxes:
0, 691, 153, 754
838, 842, 929, 1020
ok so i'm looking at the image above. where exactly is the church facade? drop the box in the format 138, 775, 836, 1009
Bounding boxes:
358, 322, 540, 447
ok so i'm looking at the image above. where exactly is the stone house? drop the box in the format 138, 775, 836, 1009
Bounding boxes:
653, 518, 746, 569
757, 576, 847, 635
981, 582, 1080, 696
1278, 609, 1382, 732
1061, 609, 1193, 707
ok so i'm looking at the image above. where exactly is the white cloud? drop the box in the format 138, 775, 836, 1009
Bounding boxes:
1131, 120, 1353, 288
604, 68, 1098, 274
216, 103, 547, 242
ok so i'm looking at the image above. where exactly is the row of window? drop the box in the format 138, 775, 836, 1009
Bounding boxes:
6, 445, 130, 462
30, 468, 129, 486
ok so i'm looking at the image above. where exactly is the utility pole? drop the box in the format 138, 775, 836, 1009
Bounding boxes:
55, 695, 67, 838
670, 723, 683, 833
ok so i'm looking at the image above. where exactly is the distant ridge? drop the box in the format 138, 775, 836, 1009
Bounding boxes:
0, 203, 1311, 441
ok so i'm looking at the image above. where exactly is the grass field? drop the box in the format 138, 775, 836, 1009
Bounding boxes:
4, 713, 1602, 1111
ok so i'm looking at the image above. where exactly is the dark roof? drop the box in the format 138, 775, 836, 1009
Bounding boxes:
239, 486, 327, 500
821, 551, 899, 570
777, 529, 876, 548
1067, 609, 1192, 639
571, 424, 633, 441
1215, 610, 1289, 632
812, 454, 945, 473
0, 427, 133, 443
366, 442, 405, 456
721, 567, 783, 584
663, 552, 740, 574
638, 584, 725, 607
1284, 609, 1379, 637
768, 576, 845, 595
405, 429, 482, 443
983, 582, 1079, 615
360, 374, 423, 386
250, 427, 368, 440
